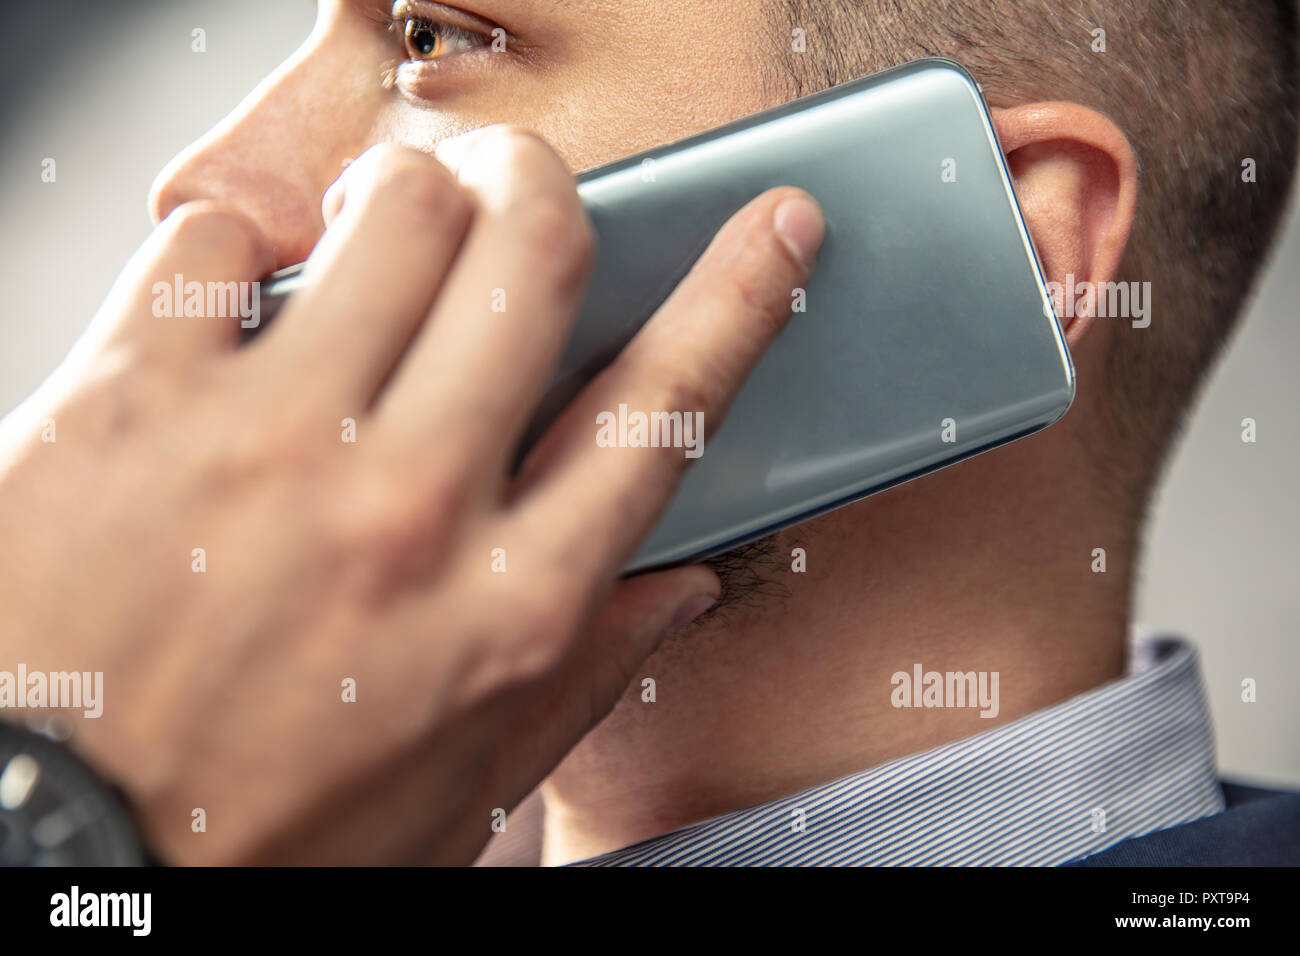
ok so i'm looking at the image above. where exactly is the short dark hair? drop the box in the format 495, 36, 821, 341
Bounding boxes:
770, 0, 1299, 514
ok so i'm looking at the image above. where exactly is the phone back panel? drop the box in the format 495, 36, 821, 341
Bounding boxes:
538, 59, 1073, 572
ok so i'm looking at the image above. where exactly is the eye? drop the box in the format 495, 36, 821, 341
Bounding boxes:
400, 15, 488, 62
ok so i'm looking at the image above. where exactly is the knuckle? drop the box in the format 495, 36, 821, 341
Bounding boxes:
452, 586, 572, 699
336, 468, 462, 569
718, 261, 790, 338
508, 631, 564, 684
498, 594, 573, 682
355, 141, 413, 168
455, 124, 553, 186
356, 496, 425, 561
78, 349, 169, 442
515, 194, 594, 287
459, 126, 592, 285
331, 486, 429, 574
161, 202, 262, 262
480, 124, 555, 169
351, 142, 433, 185
461, 630, 555, 701
651, 363, 719, 419
203, 411, 318, 493
369, 160, 464, 224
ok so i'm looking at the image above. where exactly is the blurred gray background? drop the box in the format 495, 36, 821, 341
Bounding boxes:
2, 0, 1296, 785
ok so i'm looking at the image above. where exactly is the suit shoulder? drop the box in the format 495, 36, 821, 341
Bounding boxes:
1065, 779, 1300, 866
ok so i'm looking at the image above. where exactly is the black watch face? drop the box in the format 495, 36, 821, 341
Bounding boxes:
0, 725, 145, 866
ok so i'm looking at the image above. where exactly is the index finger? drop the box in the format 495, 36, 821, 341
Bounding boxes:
512, 186, 824, 579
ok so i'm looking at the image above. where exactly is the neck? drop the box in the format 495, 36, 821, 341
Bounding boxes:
539, 433, 1133, 865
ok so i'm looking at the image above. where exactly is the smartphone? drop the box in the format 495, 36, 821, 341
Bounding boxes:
258, 58, 1073, 574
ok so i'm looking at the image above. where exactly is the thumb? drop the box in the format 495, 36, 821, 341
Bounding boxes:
534, 563, 721, 748
587, 565, 721, 689
466, 565, 720, 825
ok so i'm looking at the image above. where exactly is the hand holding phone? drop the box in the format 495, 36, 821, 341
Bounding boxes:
0, 129, 820, 864
262, 58, 1072, 573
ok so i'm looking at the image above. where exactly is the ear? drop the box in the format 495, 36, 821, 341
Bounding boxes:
991, 103, 1137, 347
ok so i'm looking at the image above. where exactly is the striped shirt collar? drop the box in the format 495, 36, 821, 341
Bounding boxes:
572, 633, 1223, 866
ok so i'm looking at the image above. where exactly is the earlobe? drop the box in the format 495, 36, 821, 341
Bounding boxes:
991, 103, 1138, 346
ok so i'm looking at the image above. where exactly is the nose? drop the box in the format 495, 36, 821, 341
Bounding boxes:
148, 36, 376, 271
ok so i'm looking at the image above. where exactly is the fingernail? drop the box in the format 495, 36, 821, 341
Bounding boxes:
773, 193, 825, 268
669, 593, 718, 631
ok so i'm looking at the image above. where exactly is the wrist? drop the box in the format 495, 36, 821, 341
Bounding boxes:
0, 714, 161, 866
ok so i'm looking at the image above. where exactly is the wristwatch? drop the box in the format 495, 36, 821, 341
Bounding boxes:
0, 717, 150, 866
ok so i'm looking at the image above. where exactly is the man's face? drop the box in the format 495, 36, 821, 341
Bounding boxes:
149, 0, 831, 610
151, 0, 782, 263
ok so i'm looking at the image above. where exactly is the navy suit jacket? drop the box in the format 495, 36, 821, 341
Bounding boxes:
1064, 780, 1300, 866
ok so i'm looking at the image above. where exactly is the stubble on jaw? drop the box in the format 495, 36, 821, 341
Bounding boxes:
668, 531, 794, 640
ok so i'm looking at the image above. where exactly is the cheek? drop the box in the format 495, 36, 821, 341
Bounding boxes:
380, 40, 775, 173
534, 56, 774, 171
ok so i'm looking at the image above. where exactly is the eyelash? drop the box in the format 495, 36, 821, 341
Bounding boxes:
381, 4, 495, 64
